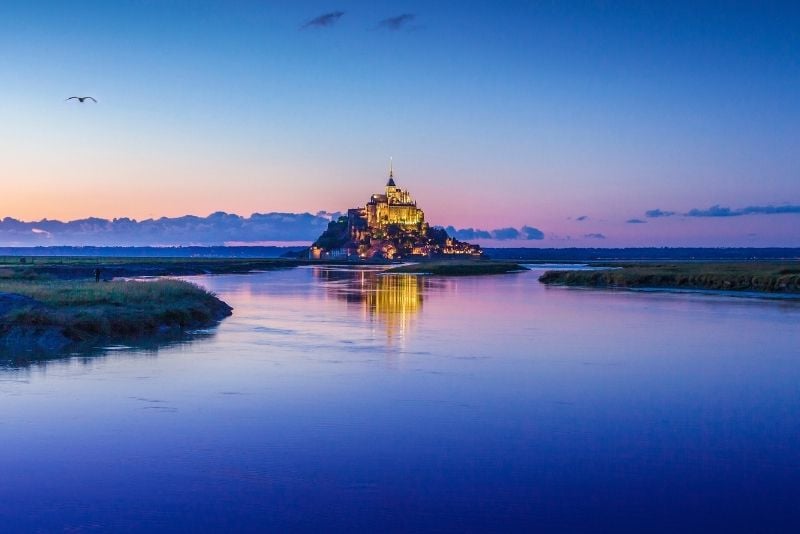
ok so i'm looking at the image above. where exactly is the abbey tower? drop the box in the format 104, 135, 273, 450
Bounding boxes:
364, 162, 426, 230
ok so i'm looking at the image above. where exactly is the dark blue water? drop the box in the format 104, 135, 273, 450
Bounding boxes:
1, 266, 799, 532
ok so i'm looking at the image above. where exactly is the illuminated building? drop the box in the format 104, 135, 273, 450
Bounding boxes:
363, 161, 426, 231
311, 162, 482, 260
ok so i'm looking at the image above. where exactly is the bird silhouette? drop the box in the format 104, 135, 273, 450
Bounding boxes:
66, 96, 97, 103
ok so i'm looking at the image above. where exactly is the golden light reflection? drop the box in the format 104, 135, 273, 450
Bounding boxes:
314, 267, 423, 344
366, 273, 421, 342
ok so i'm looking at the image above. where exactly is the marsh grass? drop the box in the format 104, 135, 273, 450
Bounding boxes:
539, 262, 800, 294
0, 279, 232, 342
386, 261, 528, 276
0, 256, 305, 282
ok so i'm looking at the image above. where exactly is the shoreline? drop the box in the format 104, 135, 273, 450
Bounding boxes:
384, 260, 529, 276
543, 283, 800, 301
6, 258, 799, 354
538, 262, 800, 296
0, 257, 530, 353
0, 279, 232, 353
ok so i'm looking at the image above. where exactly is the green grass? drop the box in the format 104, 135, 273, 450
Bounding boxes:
0, 279, 232, 344
386, 260, 528, 276
0, 256, 296, 267
0, 256, 308, 282
538, 262, 800, 294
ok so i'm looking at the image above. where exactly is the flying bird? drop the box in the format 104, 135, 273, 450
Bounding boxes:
66, 96, 97, 103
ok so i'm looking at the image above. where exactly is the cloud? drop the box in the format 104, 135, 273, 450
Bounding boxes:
643, 203, 800, 219
378, 13, 415, 30
316, 210, 342, 219
739, 205, 800, 215
575, 215, 588, 221
645, 209, 675, 218
445, 226, 492, 240
445, 225, 544, 241
685, 204, 800, 217
31, 228, 52, 237
626, 218, 647, 224
684, 205, 735, 217
0, 215, 550, 246
584, 233, 606, 239
0, 212, 337, 246
520, 226, 545, 240
490, 227, 521, 240
302, 11, 344, 29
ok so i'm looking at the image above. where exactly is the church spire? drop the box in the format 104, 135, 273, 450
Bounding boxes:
386, 157, 396, 187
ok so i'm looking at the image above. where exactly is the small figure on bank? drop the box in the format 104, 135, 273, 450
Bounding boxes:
95, 268, 101, 283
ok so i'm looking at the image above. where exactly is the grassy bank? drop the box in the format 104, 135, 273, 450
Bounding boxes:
386, 260, 529, 276
538, 262, 800, 294
0, 256, 309, 281
0, 279, 232, 350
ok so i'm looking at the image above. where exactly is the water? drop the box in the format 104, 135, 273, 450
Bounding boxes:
1, 266, 799, 532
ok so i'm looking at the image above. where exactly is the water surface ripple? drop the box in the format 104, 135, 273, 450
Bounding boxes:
1, 266, 799, 532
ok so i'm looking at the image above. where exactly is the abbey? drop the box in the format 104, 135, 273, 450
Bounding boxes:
363, 166, 425, 230
310, 165, 481, 260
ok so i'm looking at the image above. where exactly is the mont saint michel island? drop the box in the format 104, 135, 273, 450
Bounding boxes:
4, 3, 800, 533
309, 165, 482, 260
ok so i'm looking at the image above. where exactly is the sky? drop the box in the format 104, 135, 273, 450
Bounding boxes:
1, 0, 799, 247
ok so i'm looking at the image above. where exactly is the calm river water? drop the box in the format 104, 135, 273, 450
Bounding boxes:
1, 266, 800, 532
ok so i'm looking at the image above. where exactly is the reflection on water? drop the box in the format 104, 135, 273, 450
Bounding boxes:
0, 328, 219, 370
313, 267, 425, 343
2, 266, 800, 532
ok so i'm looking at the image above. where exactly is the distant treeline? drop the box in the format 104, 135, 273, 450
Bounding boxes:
486, 248, 800, 261
1, 246, 799, 261
0, 246, 307, 258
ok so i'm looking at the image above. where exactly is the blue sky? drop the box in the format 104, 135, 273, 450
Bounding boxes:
1, 1, 799, 246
